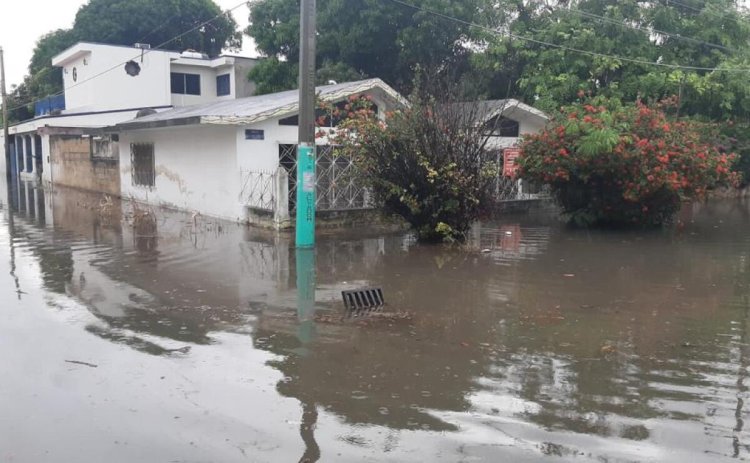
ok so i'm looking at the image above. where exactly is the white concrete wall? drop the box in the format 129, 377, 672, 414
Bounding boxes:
40, 134, 52, 185
119, 125, 243, 222
234, 92, 395, 173
235, 118, 299, 172
169, 64, 226, 107
233, 58, 258, 98
58, 44, 172, 112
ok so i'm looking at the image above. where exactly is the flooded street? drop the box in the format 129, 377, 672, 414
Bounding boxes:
3, 179, 750, 462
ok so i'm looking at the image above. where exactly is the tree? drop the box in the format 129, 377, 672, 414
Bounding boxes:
246, 0, 481, 94
467, 0, 750, 119
73, 0, 240, 57
519, 96, 739, 227
330, 84, 499, 242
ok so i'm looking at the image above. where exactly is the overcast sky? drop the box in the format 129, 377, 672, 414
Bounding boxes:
0, 0, 256, 88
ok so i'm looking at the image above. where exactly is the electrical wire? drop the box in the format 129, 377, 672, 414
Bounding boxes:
6, 0, 250, 116
385, 0, 750, 72
566, 7, 737, 53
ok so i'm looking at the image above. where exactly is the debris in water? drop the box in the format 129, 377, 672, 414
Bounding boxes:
600, 345, 616, 355
65, 360, 98, 368
165, 346, 192, 354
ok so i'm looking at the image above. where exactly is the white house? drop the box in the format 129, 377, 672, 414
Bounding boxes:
1, 40, 550, 226
476, 99, 549, 149
1, 41, 258, 188
115, 78, 407, 226
52, 42, 258, 113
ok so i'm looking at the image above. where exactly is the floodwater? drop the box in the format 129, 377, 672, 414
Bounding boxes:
2, 180, 750, 463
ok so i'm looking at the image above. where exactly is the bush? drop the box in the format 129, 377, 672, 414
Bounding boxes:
330, 93, 498, 242
711, 121, 750, 189
519, 97, 739, 227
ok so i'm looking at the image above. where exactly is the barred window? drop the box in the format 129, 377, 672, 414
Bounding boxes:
131, 143, 155, 187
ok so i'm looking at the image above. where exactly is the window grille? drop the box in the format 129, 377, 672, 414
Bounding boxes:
131, 143, 155, 187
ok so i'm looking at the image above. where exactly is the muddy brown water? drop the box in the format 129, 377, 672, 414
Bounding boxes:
2, 181, 750, 462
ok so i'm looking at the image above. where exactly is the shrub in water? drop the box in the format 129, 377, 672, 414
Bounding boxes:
330, 93, 498, 242
519, 97, 739, 226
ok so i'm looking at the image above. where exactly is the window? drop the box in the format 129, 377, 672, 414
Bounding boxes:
91, 135, 120, 161
486, 116, 520, 137
171, 72, 201, 95
131, 143, 155, 187
216, 74, 231, 96
279, 114, 299, 126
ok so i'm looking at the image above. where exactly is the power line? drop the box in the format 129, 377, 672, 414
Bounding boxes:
385, 0, 750, 73
6, 0, 249, 116
662, 0, 750, 25
566, 7, 737, 53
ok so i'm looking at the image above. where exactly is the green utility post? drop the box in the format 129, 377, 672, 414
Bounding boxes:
295, 247, 317, 343
295, 0, 318, 339
296, 0, 316, 248
295, 144, 315, 247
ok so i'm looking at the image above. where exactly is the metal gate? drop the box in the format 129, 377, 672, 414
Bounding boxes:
279, 144, 371, 214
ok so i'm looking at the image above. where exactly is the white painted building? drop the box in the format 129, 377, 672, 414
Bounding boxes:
456, 99, 549, 150
1, 41, 258, 186
116, 79, 407, 226
53, 42, 258, 113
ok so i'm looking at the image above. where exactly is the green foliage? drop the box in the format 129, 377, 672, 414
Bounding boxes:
246, 0, 480, 93
707, 121, 750, 188
519, 97, 740, 227
330, 90, 498, 242
73, 0, 240, 57
247, 58, 297, 95
468, 0, 750, 120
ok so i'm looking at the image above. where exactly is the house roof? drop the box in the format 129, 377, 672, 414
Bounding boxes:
452, 99, 549, 124
117, 78, 407, 131
52, 41, 258, 67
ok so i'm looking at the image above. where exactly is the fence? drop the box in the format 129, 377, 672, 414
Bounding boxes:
279, 144, 372, 214
494, 176, 550, 202
240, 146, 550, 227
493, 150, 551, 202
240, 169, 277, 212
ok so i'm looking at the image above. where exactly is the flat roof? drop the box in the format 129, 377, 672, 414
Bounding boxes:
52, 41, 258, 67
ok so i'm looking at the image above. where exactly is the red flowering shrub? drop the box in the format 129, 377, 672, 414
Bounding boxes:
519, 98, 740, 226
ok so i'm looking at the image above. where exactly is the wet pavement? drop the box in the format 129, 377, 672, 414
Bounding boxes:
2, 178, 750, 462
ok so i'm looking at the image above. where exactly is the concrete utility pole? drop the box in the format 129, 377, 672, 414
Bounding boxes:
1, 47, 10, 179
295, 0, 318, 338
296, 0, 317, 248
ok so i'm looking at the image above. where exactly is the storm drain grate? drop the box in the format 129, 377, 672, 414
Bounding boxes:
342, 288, 385, 312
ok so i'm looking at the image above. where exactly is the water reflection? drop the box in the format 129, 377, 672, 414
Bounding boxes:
4, 179, 750, 461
